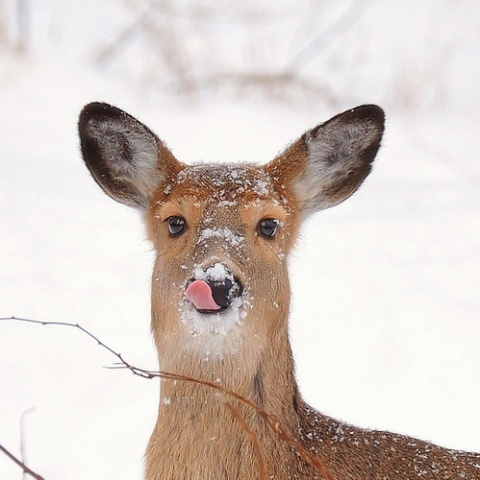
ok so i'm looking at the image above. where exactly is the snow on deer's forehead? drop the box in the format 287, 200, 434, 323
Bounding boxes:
172, 163, 276, 201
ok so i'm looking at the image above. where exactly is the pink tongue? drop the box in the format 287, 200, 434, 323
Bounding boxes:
186, 280, 222, 311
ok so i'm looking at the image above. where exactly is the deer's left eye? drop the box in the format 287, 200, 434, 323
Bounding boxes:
257, 218, 279, 239
166, 216, 186, 236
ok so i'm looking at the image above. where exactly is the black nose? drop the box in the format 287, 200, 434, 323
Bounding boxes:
208, 277, 243, 309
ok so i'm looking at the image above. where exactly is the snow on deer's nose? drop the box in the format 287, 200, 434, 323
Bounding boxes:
185, 263, 243, 314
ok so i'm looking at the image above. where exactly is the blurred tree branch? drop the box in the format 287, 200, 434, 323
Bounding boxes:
0, 0, 29, 53
20, 407, 36, 480
90, 0, 374, 104
287, 0, 376, 72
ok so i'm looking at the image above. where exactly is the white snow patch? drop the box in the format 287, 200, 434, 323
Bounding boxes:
197, 227, 244, 248
180, 294, 249, 336
193, 262, 235, 283
217, 200, 237, 207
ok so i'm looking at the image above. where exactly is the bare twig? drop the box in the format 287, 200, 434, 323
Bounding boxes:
225, 402, 268, 480
0, 316, 158, 378
0, 443, 45, 480
1, 316, 333, 479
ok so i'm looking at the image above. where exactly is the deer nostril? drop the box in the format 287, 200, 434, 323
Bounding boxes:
209, 279, 232, 309
209, 277, 243, 309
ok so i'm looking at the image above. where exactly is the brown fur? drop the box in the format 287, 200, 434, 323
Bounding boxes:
78, 103, 480, 479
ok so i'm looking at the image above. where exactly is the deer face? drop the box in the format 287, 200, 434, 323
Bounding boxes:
78, 103, 384, 369
145, 163, 296, 358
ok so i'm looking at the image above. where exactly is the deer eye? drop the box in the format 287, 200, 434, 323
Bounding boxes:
166, 216, 186, 237
257, 218, 279, 239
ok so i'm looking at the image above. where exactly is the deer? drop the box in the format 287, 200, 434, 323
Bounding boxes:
78, 102, 480, 480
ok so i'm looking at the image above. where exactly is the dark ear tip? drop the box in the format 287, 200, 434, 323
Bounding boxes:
79, 102, 124, 129
350, 104, 385, 129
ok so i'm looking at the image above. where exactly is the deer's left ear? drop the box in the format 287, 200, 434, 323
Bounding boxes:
266, 105, 385, 215
79, 102, 182, 209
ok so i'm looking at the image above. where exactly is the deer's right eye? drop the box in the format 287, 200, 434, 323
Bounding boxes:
257, 218, 279, 239
166, 216, 186, 237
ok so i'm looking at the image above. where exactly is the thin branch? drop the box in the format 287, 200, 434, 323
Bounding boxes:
225, 402, 268, 480
1, 316, 333, 479
0, 443, 45, 480
0, 316, 157, 379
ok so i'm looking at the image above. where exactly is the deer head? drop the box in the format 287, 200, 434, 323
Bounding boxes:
78, 103, 384, 385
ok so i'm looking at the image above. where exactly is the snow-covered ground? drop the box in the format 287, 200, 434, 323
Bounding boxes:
1, 1, 479, 479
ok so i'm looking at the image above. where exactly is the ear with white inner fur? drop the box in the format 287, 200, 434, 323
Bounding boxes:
267, 104, 385, 216
78, 102, 181, 209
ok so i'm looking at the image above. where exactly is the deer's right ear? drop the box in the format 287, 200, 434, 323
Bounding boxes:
267, 105, 385, 216
78, 102, 181, 209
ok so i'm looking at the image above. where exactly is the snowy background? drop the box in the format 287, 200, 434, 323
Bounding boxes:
1, 1, 479, 478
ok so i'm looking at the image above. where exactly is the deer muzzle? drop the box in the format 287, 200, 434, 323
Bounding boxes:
185, 264, 243, 314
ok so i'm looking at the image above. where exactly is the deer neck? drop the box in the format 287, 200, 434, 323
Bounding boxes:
156, 309, 299, 415
146, 307, 304, 479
